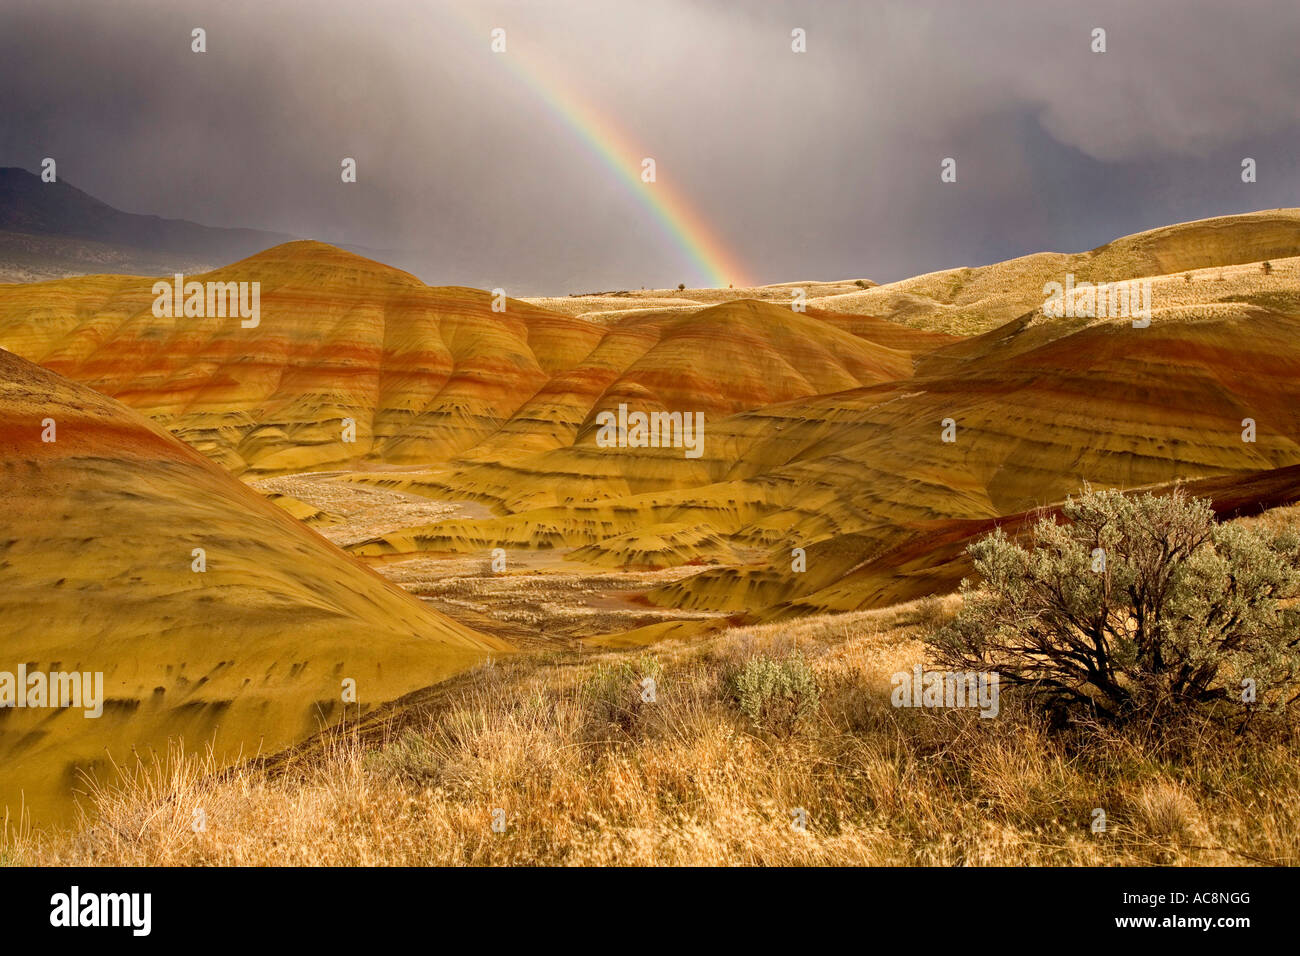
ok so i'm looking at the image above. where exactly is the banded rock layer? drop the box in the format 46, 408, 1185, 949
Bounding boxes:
0, 347, 502, 824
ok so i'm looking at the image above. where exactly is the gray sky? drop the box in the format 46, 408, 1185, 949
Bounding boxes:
2, 0, 1298, 293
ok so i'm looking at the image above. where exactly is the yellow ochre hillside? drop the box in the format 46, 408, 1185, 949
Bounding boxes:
804, 208, 1300, 334
0, 347, 504, 825
0, 242, 606, 475
2, 210, 1299, 648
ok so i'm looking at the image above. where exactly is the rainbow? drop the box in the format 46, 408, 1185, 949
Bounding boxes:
442, 11, 749, 288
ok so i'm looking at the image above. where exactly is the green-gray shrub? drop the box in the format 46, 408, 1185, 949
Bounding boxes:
730, 653, 820, 734
929, 487, 1300, 726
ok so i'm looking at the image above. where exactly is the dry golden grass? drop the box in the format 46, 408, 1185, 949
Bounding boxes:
527, 213, 1300, 334
522, 279, 875, 323
806, 212, 1300, 334
6, 597, 1297, 867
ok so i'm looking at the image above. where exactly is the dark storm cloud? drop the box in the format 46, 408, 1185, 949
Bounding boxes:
2, 0, 1298, 292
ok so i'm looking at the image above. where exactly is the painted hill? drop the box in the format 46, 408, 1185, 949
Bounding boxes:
0, 244, 935, 477
4, 211, 1300, 642
0, 347, 504, 825
343, 220, 1300, 618
0, 241, 605, 473
765, 463, 1300, 617
789, 209, 1300, 335
523, 278, 879, 324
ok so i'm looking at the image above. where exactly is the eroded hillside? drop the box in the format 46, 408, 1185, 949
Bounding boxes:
0, 348, 503, 823
3, 211, 1299, 654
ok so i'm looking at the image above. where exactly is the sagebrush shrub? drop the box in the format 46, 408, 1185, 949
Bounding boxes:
929, 487, 1300, 726
729, 653, 820, 734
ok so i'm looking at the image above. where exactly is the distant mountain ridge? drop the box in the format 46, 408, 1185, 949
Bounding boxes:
0, 166, 299, 281
0, 166, 296, 256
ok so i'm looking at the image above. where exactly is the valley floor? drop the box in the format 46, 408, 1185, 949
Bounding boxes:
252, 473, 730, 646
8, 598, 1298, 866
